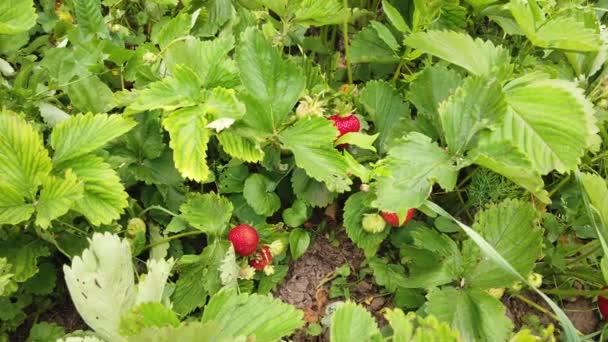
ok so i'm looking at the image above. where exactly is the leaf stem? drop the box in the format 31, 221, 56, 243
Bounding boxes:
548, 174, 571, 198
142, 230, 203, 250
139, 205, 179, 218
514, 294, 560, 322
342, 0, 353, 85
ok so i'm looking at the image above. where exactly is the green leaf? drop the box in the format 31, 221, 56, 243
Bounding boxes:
292, 0, 348, 27
368, 258, 408, 293
119, 303, 180, 337
243, 173, 281, 217
0, 182, 35, 225
201, 289, 304, 341
426, 287, 512, 342
154, 13, 191, 48
580, 172, 608, 230
57, 155, 129, 226
359, 81, 412, 155
203, 87, 246, 121
21, 261, 57, 295
350, 24, 400, 64
0, 110, 52, 199
236, 27, 305, 133
0, 0, 37, 35
289, 228, 310, 260
330, 302, 382, 342
407, 65, 462, 140
51, 113, 137, 165
439, 76, 507, 154
28, 322, 66, 342
0, 258, 16, 296
218, 163, 249, 194
405, 31, 510, 76
0, 233, 50, 282
335, 132, 379, 152
217, 131, 264, 163
466, 199, 542, 288
509, 0, 600, 52
163, 106, 210, 182
73, 0, 108, 36
35, 170, 84, 228
128, 65, 202, 112
179, 193, 233, 236
127, 322, 224, 342
373, 132, 457, 213
382, 0, 409, 32
291, 168, 337, 208
469, 142, 550, 203
280, 117, 351, 193
283, 199, 311, 228
63, 233, 174, 342
164, 36, 238, 89
343, 192, 391, 257
66, 76, 114, 114
484, 76, 599, 174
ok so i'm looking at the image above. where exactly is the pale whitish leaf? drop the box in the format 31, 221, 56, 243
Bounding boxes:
360, 80, 412, 154
203, 87, 246, 121
291, 168, 337, 208
509, 0, 600, 52
0, 110, 52, 199
64, 233, 174, 342
484, 76, 599, 174
219, 246, 239, 289
335, 132, 378, 152
119, 303, 180, 337
35, 169, 84, 229
51, 113, 136, 164
149, 225, 169, 261
206, 118, 235, 132
217, 131, 264, 162
155, 13, 191, 48
280, 117, 351, 193
330, 302, 381, 342
439, 76, 507, 154
127, 322, 225, 342
0, 58, 14, 76
236, 27, 306, 133
66, 75, 114, 114
0, 183, 34, 225
128, 65, 202, 112
405, 31, 511, 76
243, 173, 281, 217
343, 192, 390, 258
580, 172, 608, 230
164, 36, 238, 88
382, 1, 409, 32
0, 233, 50, 282
58, 155, 129, 226
163, 106, 210, 182
179, 192, 233, 235
426, 201, 579, 342
38, 102, 70, 127
427, 287, 512, 342
0, 0, 37, 34
466, 199, 542, 288
292, 0, 348, 27
201, 289, 304, 341
350, 25, 400, 64
469, 141, 550, 203
73, 0, 108, 36
373, 132, 457, 213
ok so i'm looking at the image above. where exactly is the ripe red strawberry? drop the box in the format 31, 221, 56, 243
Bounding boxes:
250, 245, 273, 270
599, 287, 608, 319
228, 224, 259, 256
329, 114, 360, 138
381, 209, 415, 228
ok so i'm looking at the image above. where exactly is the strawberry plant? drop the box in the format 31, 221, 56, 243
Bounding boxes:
2, 0, 608, 341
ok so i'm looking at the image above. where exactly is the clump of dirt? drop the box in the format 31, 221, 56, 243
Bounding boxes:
503, 292, 599, 335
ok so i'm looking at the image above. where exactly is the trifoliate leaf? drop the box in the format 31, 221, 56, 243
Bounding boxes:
330, 302, 381, 342
373, 132, 458, 213
180, 192, 233, 236
163, 106, 210, 182
35, 169, 84, 228
243, 173, 281, 217
280, 117, 351, 193
201, 288, 304, 341
236, 27, 305, 133
427, 287, 512, 342
343, 192, 390, 258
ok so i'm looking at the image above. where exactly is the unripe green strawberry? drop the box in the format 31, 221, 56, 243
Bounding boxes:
127, 218, 146, 237
362, 214, 386, 233
228, 224, 259, 256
